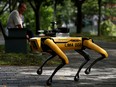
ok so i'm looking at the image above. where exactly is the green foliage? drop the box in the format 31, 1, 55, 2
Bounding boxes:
24, 3, 35, 32
39, 0, 75, 30
102, 0, 116, 19
83, 0, 98, 15
0, 13, 9, 27
102, 0, 116, 3
40, 6, 53, 30
100, 20, 116, 36
105, 7, 116, 17
0, 0, 116, 34
55, 0, 75, 27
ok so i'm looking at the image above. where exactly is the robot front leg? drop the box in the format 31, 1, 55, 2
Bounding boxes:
46, 58, 66, 86
37, 53, 56, 75
40, 38, 69, 85
74, 50, 90, 81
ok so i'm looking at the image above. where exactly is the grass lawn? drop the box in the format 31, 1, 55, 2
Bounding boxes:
0, 45, 60, 66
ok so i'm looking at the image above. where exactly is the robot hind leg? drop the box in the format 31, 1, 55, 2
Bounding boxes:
83, 38, 108, 74
74, 50, 90, 81
85, 55, 104, 74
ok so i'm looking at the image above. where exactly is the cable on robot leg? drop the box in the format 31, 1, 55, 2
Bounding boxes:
37, 53, 56, 75
46, 59, 66, 86
74, 50, 90, 81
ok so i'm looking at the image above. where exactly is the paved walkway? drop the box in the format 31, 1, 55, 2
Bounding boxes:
0, 33, 116, 87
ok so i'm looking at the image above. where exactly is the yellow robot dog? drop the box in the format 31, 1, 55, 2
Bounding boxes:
30, 36, 108, 85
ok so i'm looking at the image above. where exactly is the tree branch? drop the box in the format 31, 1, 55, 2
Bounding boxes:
0, 0, 9, 15
28, 0, 36, 11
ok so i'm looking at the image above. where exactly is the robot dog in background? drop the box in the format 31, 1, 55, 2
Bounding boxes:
30, 33, 108, 85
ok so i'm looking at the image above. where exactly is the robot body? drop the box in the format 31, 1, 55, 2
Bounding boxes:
30, 37, 108, 85
30, 37, 82, 51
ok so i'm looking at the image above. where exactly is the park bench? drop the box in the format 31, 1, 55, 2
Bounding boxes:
0, 21, 27, 53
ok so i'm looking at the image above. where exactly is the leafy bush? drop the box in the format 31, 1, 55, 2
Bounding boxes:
100, 20, 116, 36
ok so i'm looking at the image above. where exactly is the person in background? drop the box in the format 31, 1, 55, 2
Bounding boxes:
6, 2, 34, 39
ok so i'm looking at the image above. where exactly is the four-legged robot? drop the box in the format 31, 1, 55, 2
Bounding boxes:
30, 37, 108, 85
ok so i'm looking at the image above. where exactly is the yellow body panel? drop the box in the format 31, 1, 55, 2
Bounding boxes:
30, 37, 42, 52
30, 37, 82, 51
44, 39, 69, 64
53, 37, 82, 50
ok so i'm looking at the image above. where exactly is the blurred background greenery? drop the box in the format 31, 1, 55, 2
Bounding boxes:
0, 0, 116, 36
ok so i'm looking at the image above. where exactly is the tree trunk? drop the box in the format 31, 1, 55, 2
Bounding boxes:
35, 9, 40, 34
76, 4, 82, 34
28, 0, 42, 35
98, 0, 102, 36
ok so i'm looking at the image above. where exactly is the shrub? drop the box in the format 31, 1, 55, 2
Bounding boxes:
100, 20, 116, 36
